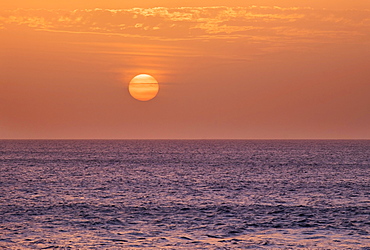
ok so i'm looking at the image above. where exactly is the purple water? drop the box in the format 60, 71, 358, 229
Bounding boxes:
1, 140, 370, 249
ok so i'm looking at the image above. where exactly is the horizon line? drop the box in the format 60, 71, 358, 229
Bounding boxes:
0, 138, 369, 141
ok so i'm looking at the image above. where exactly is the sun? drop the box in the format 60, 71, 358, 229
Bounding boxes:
128, 74, 159, 101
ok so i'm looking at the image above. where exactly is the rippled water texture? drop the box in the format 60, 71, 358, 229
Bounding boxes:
1, 140, 370, 249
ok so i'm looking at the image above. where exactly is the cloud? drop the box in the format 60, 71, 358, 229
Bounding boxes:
1, 6, 369, 44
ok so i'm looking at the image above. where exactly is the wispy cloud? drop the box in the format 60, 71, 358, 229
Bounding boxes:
1, 6, 369, 49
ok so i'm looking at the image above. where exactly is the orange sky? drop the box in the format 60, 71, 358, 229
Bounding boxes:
0, 1, 369, 139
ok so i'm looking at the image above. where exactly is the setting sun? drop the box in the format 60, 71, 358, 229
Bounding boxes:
128, 74, 159, 101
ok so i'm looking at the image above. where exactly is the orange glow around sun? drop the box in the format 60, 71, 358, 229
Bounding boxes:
128, 74, 159, 101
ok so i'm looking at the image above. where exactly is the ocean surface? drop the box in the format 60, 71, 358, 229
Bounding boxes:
0, 140, 369, 249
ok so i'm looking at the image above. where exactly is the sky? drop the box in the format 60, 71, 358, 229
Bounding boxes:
0, 1, 369, 139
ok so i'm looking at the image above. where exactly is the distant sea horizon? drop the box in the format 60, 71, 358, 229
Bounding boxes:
1, 138, 369, 140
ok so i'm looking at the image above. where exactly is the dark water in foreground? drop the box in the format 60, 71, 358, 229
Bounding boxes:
0, 140, 369, 249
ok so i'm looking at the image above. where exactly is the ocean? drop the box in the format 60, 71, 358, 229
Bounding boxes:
0, 140, 369, 249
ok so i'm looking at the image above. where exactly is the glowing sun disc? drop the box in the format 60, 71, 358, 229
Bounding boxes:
128, 74, 159, 101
